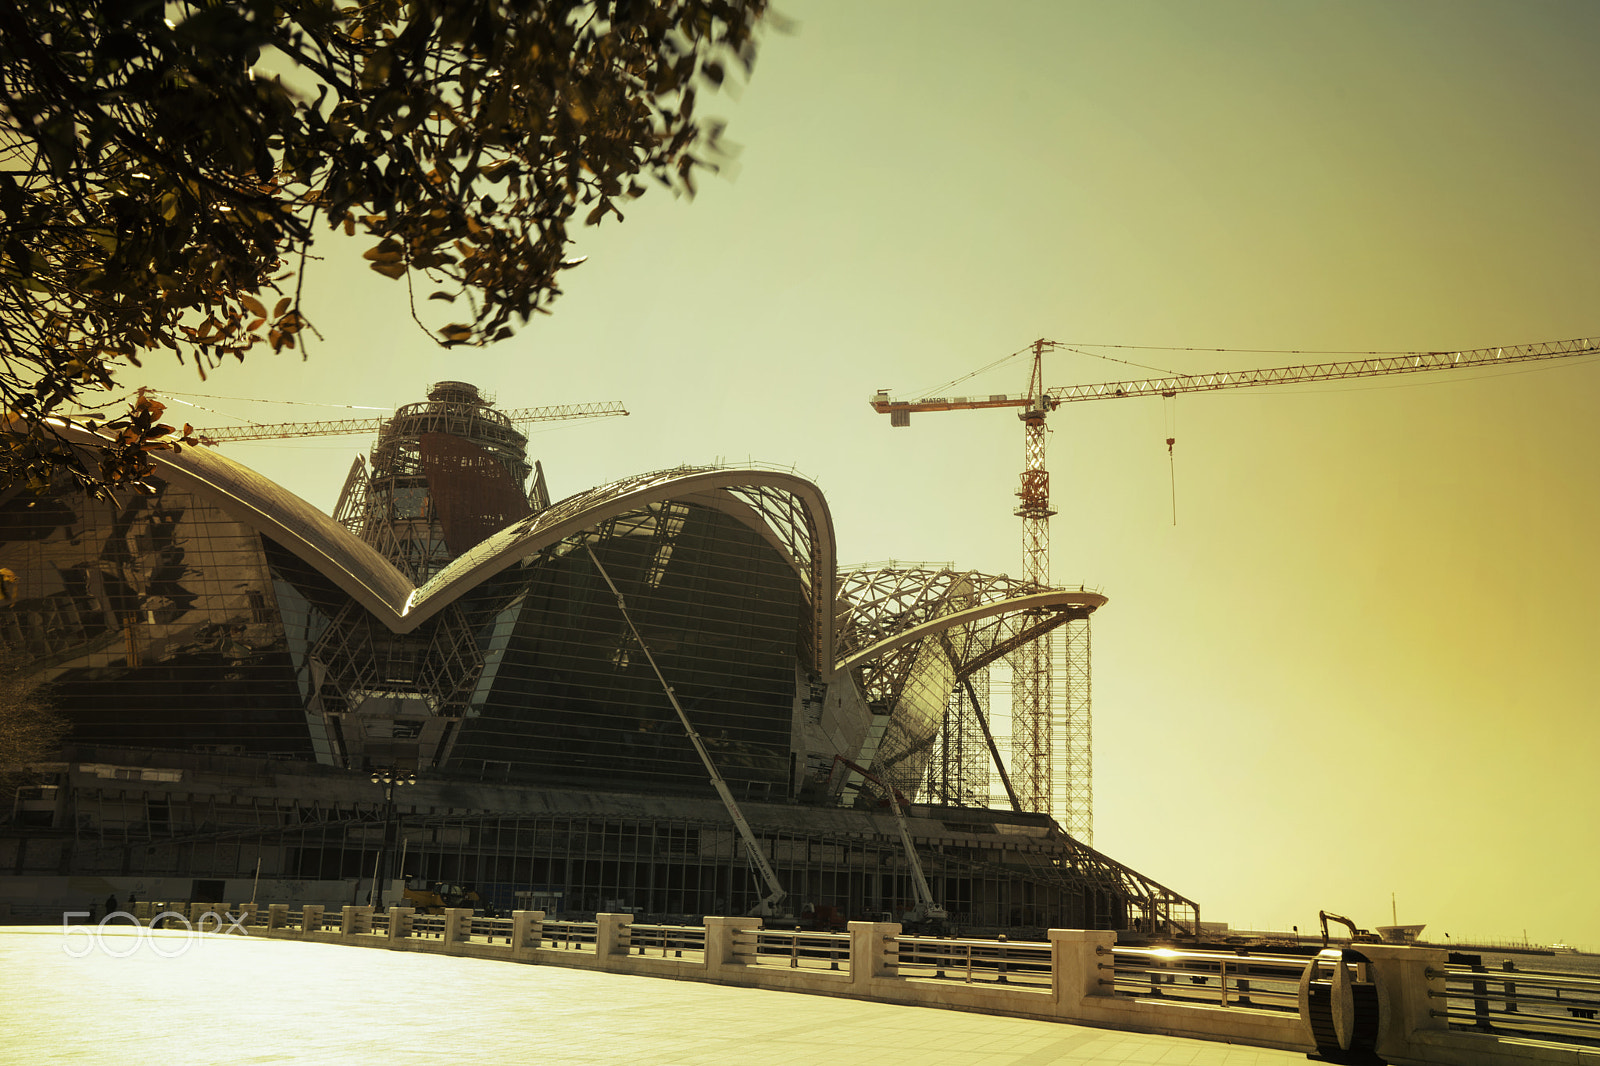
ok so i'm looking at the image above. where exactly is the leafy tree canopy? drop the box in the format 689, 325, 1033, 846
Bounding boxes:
0, 0, 769, 492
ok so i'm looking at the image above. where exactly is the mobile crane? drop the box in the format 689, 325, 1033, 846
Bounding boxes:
826, 755, 949, 934
585, 545, 789, 918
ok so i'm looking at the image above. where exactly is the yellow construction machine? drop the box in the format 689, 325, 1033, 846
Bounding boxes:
402, 879, 480, 914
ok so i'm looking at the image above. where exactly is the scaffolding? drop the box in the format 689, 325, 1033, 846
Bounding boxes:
834, 564, 1101, 824
925, 671, 989, 808
335, 381, 534, 582
1055, 617, 1092, 843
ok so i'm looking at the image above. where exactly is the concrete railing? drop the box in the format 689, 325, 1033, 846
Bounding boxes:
112, 908, 1597, 1066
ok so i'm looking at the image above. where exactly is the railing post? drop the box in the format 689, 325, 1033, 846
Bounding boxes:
340, 906, 358, 935
1470, 958, 1491, 1029
511, 909, 545, 959
442, 907, 472, 950
1334, 943, 1447, 1065
268, 903, 289, 930
1050, 928, 1115, 1019
388, 906, 415, 941
1502, 959, 1518, 1014
705, 916, 762, 980
239, 902, 259, 928
849, 920, 899, 992
597, 913, 632, 965
301, 904, 324, 935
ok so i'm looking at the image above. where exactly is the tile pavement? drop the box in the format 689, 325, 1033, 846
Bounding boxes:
0, 926, 1308, 1065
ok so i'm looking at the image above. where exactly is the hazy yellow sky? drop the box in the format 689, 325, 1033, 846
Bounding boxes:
126, 1, 1599, 947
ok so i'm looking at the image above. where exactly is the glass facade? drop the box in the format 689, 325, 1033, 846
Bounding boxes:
0, 477, 312, 757
0, 467, 808, 791
453, 501, 803, 796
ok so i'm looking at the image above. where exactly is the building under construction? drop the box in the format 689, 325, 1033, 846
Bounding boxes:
0, 383, 1195, 932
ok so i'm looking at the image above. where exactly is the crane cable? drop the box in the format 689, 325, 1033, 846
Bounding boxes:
1163, 393, 1177, 526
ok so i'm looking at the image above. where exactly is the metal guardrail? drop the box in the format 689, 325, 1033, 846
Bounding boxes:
898, 935, 1053, 989
467, 916, 514, 944
1105, 946, 1310, 1014
736, 929, 852, 973
629, 923, 707, 959
1432, 958, 1600, 1044
542, 920, 597, 950
410, 914, 446, 939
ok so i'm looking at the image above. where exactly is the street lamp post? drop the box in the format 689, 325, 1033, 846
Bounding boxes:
369, 769, 416, 909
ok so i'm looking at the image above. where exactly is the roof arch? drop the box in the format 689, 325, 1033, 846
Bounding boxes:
836, 588, 1106, 676
833, 563, 1106, 704
55, 424, 838, 669
408, 465, 837, 668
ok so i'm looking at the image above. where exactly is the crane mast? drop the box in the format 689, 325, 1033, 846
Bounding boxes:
869, 333, 1600, 844
875, 338, 1086, 836
1012, 339, 1063, 826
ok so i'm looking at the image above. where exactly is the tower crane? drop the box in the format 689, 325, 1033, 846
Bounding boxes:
870, 334, 1600, 841
186, 399, 628, 442
871, 338, 1077, 836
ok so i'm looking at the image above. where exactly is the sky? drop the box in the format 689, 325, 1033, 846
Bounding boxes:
120, 1, 1599, 949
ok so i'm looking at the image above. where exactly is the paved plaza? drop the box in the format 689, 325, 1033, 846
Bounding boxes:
0, 926, 1307, 1065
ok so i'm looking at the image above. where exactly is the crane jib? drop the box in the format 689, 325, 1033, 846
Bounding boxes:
195, 401, 629, 442
1043, 337, 1599, 404
869, 338, 1597, 413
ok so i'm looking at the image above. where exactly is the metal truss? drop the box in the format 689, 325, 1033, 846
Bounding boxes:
1055, 617, 1092, 843
199, 397, 626, 442
434, 464, 837, 672
307, 599, 485, 769
332, 456, 369, 536
947, 828, 1199, 935
925, 672, 989, 807
833, 564, 1101, 813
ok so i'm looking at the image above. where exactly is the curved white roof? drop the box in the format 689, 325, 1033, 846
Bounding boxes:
52, 424, 839, 669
